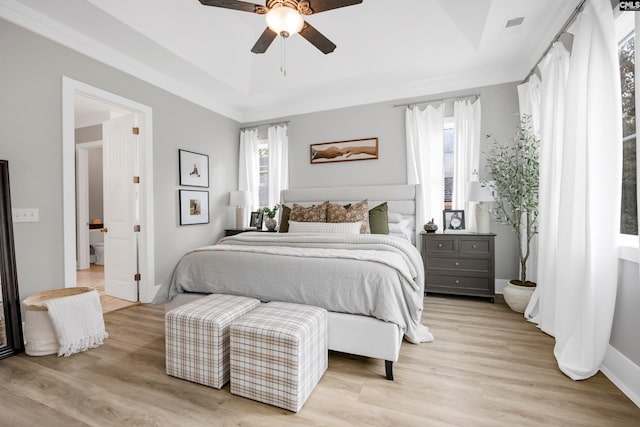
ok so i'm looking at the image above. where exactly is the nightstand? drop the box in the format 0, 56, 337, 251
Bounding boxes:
224, 228, 277, 236
421, 232, 496, 302
224, 228, 255, 236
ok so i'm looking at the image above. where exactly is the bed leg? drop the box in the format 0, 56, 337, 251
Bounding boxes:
385, 360, 394, 381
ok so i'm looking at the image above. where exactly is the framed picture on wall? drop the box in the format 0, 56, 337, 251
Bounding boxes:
443, 210, 465, 231
179, 190, 209, 225
310, 137, 378, 164
179, 149, 209, 187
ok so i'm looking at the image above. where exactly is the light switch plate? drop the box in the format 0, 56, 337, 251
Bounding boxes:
12, 208, 39, 223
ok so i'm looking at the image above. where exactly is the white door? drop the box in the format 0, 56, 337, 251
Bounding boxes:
102, 114, 139, 302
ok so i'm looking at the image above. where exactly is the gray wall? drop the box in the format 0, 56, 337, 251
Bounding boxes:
0, 18, 239, 299
611, 259, 640, 363
244, 82, 522, 282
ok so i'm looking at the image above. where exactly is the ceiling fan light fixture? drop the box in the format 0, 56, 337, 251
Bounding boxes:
265, 5, 304, 37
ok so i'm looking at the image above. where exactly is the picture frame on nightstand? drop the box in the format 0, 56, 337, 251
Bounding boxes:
443, 210, 465, 231
249, 211, 263, 230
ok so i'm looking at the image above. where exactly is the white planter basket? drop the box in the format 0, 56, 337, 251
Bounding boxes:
503, 282, 535, 313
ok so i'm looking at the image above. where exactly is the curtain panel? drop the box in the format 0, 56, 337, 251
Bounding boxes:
524, 42, 571, 336
267, 124, 289, 207
406, 104, 445, 250
517, 76, 542, 286
452, 98, 482, 232
238, 128, 260, 211
553, 0, 622, 380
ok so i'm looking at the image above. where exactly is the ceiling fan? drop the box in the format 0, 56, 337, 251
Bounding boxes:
198, 0, 363, 54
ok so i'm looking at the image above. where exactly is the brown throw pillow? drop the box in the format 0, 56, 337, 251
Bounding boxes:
327, 200, 370, 234
289, 202, 329, 222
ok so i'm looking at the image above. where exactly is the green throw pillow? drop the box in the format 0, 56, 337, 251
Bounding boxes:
369, 202, 389, 234
279, 205, 291, 232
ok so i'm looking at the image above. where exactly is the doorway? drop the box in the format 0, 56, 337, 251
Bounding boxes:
62, 77, 156, 304
75, 137, 137, 313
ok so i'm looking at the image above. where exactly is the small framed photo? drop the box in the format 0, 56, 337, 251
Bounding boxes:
249, 211, 263, 229
179, 149, 209, 188
179, 190, 209, 225
443, 210, 465, 231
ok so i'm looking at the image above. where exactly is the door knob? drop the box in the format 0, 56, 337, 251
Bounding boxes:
100, 227, 108, 233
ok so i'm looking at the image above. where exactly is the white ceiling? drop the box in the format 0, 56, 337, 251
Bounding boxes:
2, 0, 580, 122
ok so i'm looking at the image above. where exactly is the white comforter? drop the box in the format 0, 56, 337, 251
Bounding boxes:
153, 233, 432, 343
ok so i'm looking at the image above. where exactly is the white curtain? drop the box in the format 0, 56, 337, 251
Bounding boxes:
406, 103, 445, 249
553, 0, 621, 380
452, 98, 482, 232
525, 42, 571, 334
238, 128, 260, 210
267, 124, 289, 207
517, 75, 542, 286
517, 74, 542, 136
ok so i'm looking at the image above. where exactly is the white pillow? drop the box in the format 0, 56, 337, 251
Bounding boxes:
389, 218, 412, 241
387, 212, 404, 223
287, 221, 362, 234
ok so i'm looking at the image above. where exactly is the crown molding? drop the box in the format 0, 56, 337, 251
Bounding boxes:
0, 0, 243, 121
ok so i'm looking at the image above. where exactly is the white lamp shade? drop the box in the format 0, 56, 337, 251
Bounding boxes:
265, 6, 304, 36
229, 190, 251, 207
467, 181, 495, 202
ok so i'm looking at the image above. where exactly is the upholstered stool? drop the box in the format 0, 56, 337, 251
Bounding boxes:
230, 301, 328, 412
165, 293, 260, 389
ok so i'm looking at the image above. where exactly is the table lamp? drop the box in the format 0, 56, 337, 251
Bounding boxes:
467, 181, 494, 234
229, 191, 251, 229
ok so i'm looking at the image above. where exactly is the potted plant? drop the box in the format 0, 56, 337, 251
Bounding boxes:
483, 116, 539, 313
260, 205, 279, 231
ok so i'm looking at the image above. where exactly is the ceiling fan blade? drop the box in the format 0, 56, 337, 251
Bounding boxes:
299, 21, 336, 54
306, 0, 363, 14
198, 0, 263, 13
251, 28, 278, 54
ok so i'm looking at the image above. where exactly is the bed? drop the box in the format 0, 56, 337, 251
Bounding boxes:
154, 184, 432, 380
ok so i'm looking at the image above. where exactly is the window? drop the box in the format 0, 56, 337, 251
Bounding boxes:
443, 119, 455, 210
618, 16, 638, 235
258, 141, 269, 208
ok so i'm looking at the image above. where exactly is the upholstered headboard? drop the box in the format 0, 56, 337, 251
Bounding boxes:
280, 184, 417, 244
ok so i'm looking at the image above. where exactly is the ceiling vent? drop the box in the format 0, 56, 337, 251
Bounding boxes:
505, 17, 525, 28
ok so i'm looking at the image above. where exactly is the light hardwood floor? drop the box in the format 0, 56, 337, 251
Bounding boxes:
0, 296, 638, 426
76, 264, 139, 314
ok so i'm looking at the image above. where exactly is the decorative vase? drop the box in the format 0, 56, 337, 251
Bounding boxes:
424, 218, 438, 233
502, 281, 535, 313
265, 217, 277, 231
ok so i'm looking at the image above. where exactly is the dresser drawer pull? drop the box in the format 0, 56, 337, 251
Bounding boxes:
455, 261, 460, 266
438, 243, 443, 248
455, 279, 460, 284
472, 244, 478, 249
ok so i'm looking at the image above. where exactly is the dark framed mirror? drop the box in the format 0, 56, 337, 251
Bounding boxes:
0, 159, 24, 359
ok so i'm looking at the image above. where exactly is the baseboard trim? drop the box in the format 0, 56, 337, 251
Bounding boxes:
601, 344, 640, 408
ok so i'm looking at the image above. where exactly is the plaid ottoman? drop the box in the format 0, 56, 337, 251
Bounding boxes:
165, 294, 260, 389
230, 302, 328, 412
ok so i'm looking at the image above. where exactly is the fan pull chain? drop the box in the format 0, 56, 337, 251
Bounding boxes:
280, 35, 287, 77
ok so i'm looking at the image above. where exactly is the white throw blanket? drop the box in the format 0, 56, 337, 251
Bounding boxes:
43, 290, 109, 357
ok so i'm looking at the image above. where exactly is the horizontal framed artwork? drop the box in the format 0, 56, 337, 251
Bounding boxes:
179, 190, 210, 225
310, 137, 378, 164
179, 149, 209, 188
